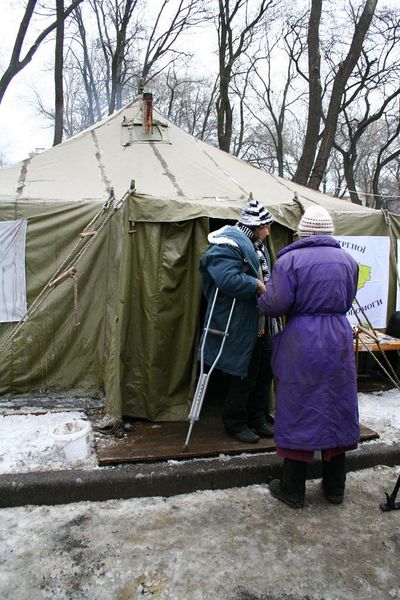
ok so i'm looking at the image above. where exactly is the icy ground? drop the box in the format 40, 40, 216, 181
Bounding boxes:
0, 465, 399, 600
0, 391, 399, 599
0, 389, 399, 474
0, 411, 99, 473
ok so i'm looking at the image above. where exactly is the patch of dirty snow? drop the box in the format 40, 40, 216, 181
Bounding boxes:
358, 388, 400, 445
0, 412, 98, 473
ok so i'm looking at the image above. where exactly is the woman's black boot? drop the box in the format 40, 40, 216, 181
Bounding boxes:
322, 453, 346, 504
269, 459, 307, 509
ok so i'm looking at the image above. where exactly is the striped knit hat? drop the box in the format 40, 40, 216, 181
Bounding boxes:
298, 205, 334, 238
238, 197, 273, 228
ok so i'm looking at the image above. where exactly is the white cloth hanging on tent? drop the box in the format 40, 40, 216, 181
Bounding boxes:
0, 219, 27, 322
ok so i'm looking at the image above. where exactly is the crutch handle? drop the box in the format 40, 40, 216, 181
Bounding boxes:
208, 328, 227, 337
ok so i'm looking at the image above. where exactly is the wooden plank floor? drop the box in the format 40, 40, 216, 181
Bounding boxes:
94, 417, 379, 466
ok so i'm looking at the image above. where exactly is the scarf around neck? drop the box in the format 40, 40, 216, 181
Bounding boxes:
236, 224, 270, 283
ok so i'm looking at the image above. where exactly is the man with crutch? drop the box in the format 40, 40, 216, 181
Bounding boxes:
198, 196, 276, 443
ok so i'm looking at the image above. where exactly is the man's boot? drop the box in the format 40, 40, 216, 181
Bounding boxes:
322, 453, 346, 504
269, 458, 307, 509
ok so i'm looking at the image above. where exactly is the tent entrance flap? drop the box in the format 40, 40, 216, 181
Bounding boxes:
108, 216, 209, 421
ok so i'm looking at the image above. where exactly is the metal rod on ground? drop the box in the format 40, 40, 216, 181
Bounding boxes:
184, 289, 236, 448
380, 474, 400, 511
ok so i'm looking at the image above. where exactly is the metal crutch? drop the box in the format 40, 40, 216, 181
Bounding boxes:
184, 288, 236, 448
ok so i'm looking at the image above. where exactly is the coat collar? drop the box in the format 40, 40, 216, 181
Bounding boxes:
207, 225, 260, 276
277, 235, 340, 259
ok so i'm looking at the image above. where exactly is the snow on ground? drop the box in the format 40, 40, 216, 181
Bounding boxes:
0, 465, 399, 600
359, 388, 400, 445
0, 388, 399, 474
0, 411, 98, 473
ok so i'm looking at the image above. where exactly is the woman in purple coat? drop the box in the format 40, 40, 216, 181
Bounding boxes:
258, 205, 359, 509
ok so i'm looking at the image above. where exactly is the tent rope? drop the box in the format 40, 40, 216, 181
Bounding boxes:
0, 185, 133, 356
72, 272, 80, 327
353, 298, 400, 390
355, 330, 400, 390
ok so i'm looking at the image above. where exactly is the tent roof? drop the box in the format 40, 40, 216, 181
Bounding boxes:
0, 96, 378, 227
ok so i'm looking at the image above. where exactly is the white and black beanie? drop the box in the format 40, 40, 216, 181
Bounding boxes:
297, 205, 334, 238
238, 197, 273, 228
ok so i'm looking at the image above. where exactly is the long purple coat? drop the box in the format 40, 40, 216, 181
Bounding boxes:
258, 236, 359, 451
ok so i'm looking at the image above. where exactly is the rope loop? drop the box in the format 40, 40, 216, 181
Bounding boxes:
71, 272, 80, 327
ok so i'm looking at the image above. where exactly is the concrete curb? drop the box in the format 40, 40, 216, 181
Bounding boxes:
1, 442, 399, 508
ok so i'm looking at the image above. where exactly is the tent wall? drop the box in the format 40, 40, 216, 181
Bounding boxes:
0, 200, 122, 398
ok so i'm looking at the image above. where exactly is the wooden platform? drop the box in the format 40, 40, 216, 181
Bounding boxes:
357, 375, 394, 393
94, 417, 379, 466
355, 331, 400, 353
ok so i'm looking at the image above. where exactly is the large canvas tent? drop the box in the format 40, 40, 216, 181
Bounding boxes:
0, 96, 399, 421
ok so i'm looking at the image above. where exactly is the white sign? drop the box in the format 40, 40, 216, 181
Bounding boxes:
334, 236, 390, 328
0, 219, 27, 322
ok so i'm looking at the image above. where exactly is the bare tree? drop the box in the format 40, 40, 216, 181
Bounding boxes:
0, 0, 84, 105
215, 0, 279, 153
89, 0, 140, 114
139, 0, 208, 90
71, 4, 103, 125
326, 4, 400, 204
53, 0, 65, 146
242, 22, 304, 176
385, 159, 400, 205
291, 0, 322, 186
307, 0, 378, 190
334, 88, 400, 205
230, 59, 253, 158
289, 0, 378, 190
151, 68, 218, 142
372, 115, 400, 208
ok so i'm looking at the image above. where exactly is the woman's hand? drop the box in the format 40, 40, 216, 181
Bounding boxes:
256, 280, 266, 296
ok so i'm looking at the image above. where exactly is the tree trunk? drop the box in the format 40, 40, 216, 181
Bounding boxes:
276, 128, 284, 177
216, 0, 272, 154
292, 0, 322, 186
308, 0, 377, 190
342, 153, 362, 205
216, 1, 231, 153
53, 0, 64, 146
217, 72, 233, 153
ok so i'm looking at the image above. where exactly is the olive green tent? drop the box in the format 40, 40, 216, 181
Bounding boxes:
0, 96, 399, 420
